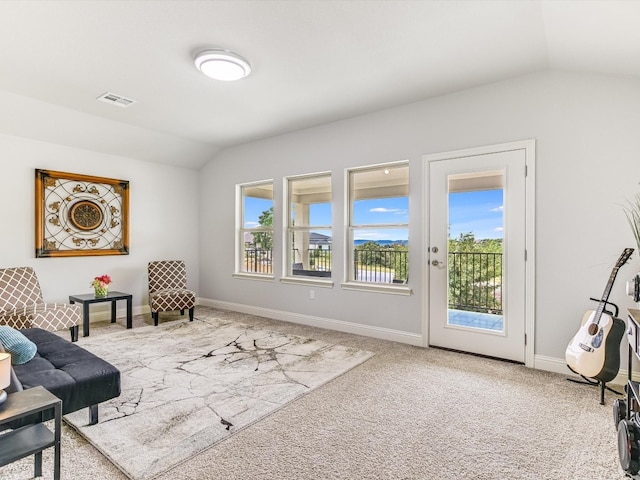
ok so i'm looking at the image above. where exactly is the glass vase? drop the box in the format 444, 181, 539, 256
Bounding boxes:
94, 286, 108, 298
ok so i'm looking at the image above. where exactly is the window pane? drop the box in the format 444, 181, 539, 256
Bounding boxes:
348, 163, 409, 285
351, 165, 408, 225
240, 181, 273, 276
287, 174, 332, 279
243, 183, 273, 228
352, 229, 409, 284
291, 229, 332, 277
289, 175, 331, 227
242, 231, 273, 274
448, 184, 504, 325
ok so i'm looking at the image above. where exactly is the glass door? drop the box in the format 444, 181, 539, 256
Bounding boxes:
428, 149, 526, 363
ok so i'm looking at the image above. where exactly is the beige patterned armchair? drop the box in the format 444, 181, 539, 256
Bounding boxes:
148, 260, 196, 326
0, 267, 80, 342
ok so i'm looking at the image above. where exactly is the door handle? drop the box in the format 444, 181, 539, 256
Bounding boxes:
431, 260, 441, 267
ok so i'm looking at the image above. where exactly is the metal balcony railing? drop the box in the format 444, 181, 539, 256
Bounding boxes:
243, 248, 500, 313
292, 248, 332, 272
292, 248, 332, 277
448, 251, 502, 314
289, 247, 409, 283
353, 248, 408, 284
243, 248, 273, 274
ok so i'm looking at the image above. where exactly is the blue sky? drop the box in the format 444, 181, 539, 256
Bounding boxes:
244, 189, 503, 241
243, 197, 273, 228
352, 198, 409, 241
449, 189, 503, 240
243, 197, 408, 227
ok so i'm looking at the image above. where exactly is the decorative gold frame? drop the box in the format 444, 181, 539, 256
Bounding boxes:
35, 169, 129, 257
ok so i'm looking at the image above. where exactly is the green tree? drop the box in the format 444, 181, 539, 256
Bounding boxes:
354, 241, 409, 282
391, 244, 409, 282
448, 232, 502, 313
448, 232, 477, 252
253, 207, 273, 249
356, 241, 384, 266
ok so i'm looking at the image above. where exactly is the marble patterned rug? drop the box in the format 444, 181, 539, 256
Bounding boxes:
65, 316, 374, 480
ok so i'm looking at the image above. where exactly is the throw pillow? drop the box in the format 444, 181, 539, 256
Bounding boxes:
0, 326, 37, 365
0, 342, 24, 392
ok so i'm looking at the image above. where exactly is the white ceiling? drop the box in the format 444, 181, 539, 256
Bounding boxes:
1, 0, 639, 169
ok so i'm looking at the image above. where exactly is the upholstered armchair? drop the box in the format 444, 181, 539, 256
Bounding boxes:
0, 267, 80, 342
148, 260, 196, 326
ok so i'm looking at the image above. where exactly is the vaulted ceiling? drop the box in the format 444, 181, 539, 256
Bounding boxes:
1, 1, 639, 169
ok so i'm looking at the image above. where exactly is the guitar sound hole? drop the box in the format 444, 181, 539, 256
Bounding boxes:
588, 323, 599, 336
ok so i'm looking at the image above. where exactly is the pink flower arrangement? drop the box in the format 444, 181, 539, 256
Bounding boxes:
91, 274, 112, 289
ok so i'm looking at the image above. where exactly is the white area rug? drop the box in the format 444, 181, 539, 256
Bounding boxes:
64, 316, 374, 480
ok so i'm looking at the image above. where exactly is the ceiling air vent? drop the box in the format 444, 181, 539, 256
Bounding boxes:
96, 92, 136, 108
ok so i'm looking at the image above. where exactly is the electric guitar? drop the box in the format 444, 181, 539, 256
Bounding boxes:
565, 248, 634, 382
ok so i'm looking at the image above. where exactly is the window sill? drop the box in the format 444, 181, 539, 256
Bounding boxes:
232, 272, 275, 282
280, 276, 334, 288
340, 282, 412, 296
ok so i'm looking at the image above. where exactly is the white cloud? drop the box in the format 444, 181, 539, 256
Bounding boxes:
370, 207, 407, 215
490, 205, 504, 212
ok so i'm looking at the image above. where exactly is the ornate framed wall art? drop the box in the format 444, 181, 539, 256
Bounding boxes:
35, 169, 129, 257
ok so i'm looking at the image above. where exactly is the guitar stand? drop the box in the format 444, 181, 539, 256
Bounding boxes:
588, 297, 619, 318
566, 372, 622, 405
566, 298, 623, 405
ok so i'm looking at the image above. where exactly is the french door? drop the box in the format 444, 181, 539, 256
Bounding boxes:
425, 142, 534, 364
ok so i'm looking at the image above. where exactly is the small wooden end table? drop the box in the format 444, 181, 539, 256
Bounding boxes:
0, 386, 62, 480
69, 291, 133, 337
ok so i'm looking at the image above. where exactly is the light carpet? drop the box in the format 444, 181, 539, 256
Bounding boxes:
64, 315, 374, 480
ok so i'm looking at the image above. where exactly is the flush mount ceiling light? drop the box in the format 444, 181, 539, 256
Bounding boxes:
194, 48, 251, 81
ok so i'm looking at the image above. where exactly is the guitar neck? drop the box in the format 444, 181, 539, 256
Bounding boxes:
588, 248, 633, 326
594, 266, 621, 321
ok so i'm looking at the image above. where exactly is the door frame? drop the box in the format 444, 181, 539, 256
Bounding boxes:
422, 139, 536, 367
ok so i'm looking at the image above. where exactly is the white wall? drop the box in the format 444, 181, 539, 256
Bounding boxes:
199, 70, 640, 370
0, 133, 200, 319
3, 69, 637, 371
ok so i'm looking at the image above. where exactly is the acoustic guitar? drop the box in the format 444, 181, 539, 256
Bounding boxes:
565, 248, 634, 382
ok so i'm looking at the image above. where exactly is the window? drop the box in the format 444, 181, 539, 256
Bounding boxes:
347, 162, 409, 285
237, 181, 274, 276
286, 173, 332, 279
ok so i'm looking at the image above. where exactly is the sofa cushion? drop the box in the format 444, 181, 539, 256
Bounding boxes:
0, 325, 37, 365
13, 328, 121, 416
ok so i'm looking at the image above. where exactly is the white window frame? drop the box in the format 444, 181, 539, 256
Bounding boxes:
342, 161, 411, 295
234, 180, 275, 281
281, 172, 333, 287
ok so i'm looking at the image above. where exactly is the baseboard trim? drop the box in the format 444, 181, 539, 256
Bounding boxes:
197, 298, 635, 382
199, 298, 424, 346
534, 354, 576, 376
534, 353, 635, 385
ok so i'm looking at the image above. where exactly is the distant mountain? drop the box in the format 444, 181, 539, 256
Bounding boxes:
354, 239, 408, 246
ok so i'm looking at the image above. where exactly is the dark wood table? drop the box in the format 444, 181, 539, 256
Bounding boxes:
0, 386, 62, 479
68, 291, 133, 337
